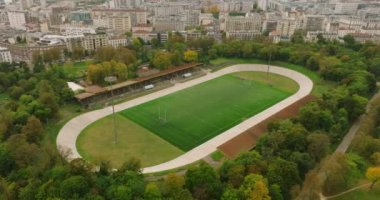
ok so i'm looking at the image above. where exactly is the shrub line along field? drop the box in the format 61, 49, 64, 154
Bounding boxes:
77, 71, 299, 167
120, 73, 293, 151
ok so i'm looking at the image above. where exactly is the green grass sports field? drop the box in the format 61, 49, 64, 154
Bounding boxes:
77, 114, 183, 168
78, 71, 298, 167
120, 72, 294, 151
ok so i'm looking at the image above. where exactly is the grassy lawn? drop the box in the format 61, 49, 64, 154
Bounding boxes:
210, 57, 336, 96
334, 183, 380, 200
120, 72, 293, 151
61, 61, 91, 79
210, 57, 265, 66
43, 103, 83, 145
211, 150, 225, 161
233, 71, 299, 94
77, 114, 183, 168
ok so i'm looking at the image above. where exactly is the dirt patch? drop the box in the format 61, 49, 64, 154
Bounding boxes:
218, 95, 315, 158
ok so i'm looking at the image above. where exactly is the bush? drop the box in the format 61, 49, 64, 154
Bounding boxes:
211, 151, 224, 161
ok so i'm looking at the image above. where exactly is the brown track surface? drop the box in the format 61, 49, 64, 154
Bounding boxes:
218, 95, 315, 158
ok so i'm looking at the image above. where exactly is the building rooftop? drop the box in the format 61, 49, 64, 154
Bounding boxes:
133, 30, 151, 34
92, 8, 147, 12
133, 24, 153, 27
67, 82, 85, 92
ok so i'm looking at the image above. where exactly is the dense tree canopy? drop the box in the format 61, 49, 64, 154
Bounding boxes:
87, 61, 128, 85
95, 46, 137, 66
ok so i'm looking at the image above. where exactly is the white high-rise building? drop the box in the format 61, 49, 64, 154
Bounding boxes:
182, 9, 200, 28
154, 3, 190, 17
40, 0, 46, 8
226, 13, 262, 40
60, 25, 96, 36
258, 0, 268, 11
92, 8, 147, 29
7, 11, 26, 30
304, 15, 326, 31
276, 18, 297, 37
0, 10, 8, 24
0, 47, 12, 63
109, 0, 142, 8
335, 3, 358, 14
226, 13, 262, 33
20, 0, 33, 10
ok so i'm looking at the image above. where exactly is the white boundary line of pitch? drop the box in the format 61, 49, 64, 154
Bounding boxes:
56, 64, 313, 173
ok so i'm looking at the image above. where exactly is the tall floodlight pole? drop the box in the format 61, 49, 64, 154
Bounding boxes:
267, 49, 272, 80
105, 76, 118, 144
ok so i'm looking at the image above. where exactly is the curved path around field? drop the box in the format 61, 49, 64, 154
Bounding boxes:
57, 64, 313, 173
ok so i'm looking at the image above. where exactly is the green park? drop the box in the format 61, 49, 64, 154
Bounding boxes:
1, 32, 380, 199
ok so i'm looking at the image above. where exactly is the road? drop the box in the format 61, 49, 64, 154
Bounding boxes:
56, 64, 313, 174
335, 87, 380, 154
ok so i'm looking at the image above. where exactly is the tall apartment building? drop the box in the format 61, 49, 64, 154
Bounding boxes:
20, 0, 33, 10
109, 0, 143, 9
108, 36, 129, 48
358, 8, 380, 20
154, 15, 184, 32
306, 31, 339, 42
276, 18, 297, 37
226, 13, 262, 32
50, 7, 71, 26
200, 13, 214, 26
304, 15, 326, 31
182, 9, 200, 28
258, 0, 268, 11
337, 17, 362, 31
60, 25, 96, 36
0, 42, 65, 64
7, 11, 26, 30
0, 10, 8, 24
70, 10, 92, 25
81, 33, 108, 52
264, 20, 278, 33
219, 1, 254, 12
334, 3, 358, 14
0, 47, 12, 63
40, 0, 46, 8
226, 13, 262, 39
153, 3, 190, 17
108, 16, 131, 32
92, 8, 147, 29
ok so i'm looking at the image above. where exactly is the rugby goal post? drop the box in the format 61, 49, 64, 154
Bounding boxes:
158, 105, 167, 124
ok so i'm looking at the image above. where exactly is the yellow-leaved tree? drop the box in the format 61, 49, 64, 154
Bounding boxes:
240, 174, 271, 200
366, 167, 380, 189
183, 50, 198, 63
87, 61, 127, 85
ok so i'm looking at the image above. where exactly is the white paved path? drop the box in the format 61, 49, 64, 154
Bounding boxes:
56, 64, 313, 173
